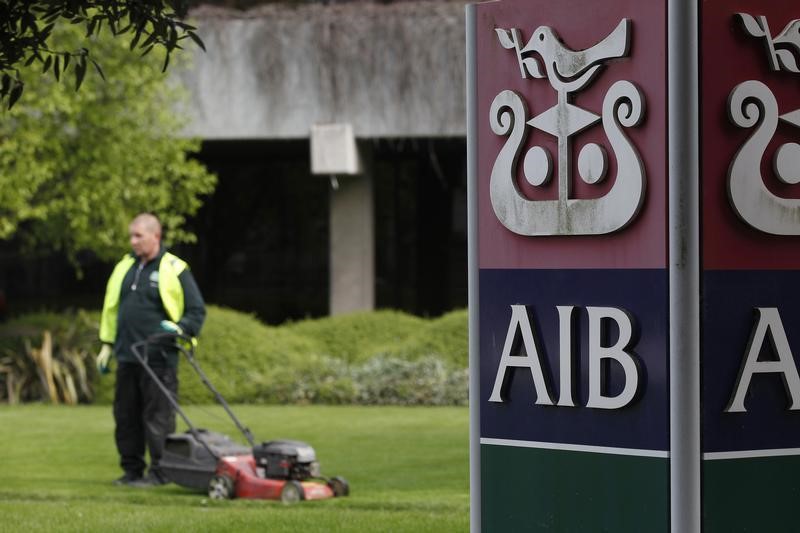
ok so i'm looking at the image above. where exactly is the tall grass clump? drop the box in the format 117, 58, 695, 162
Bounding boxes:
0, 310, 98, 404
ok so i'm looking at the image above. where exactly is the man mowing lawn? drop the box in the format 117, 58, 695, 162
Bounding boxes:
96, 213, 206, 487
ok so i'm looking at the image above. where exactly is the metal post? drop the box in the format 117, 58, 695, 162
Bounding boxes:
668, 0, 701, 531
466, 4, 481, 532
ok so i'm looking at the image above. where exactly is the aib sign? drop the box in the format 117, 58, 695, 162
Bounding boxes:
489, 19, 646, 236
703, 9, 800, 459
478, 7, 667, 455
727, 13, 800, 235
473, 2, 668, 529
723, 14, 800, 413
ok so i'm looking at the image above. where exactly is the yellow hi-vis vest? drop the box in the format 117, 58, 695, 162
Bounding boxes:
99, 252, 189, 345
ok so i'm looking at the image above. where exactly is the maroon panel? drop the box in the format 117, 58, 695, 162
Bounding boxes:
702, 1, 800, 270
475, 0, 667, 270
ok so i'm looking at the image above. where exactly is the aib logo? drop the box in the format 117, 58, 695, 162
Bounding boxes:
728, 13, 800, 235
490, 19, 646, 236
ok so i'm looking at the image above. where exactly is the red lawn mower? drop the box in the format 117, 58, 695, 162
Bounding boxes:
131, 333, 350, 504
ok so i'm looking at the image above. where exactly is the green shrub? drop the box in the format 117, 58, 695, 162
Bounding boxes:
283, 310, 425, 364
353, 355, 468, 406
383, 309, 468, 366
0, 306, 469, 406
177, 306, 320, 404
248, 354, 468, 406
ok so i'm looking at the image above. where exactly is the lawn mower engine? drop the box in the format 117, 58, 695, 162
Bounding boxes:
253, 440, 320, 480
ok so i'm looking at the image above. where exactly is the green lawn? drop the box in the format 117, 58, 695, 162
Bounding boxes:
0, 405, 469, 532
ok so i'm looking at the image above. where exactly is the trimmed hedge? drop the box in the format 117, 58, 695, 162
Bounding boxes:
0, 306, 468, 406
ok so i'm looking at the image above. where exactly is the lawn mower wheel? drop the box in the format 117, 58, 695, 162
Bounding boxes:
328, 476, 350, 497
208, 474, 235, 500
280, 480, 305, 504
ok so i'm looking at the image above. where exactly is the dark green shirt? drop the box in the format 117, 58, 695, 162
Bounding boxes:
114, 247, 206, 367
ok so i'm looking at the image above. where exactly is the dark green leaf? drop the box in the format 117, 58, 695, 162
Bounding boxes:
129, 30, 141, 50
1, 74, 10, 95
187, 31, 205, 52
141, 32, 158, 48
86, 18, 97, 37
40, 22, 55, 39
8, 82, 23, 109
90, 59, 105, 81
43, 11, 62, 24
24, 54, 38, 67
42, 55, 52, 73
154, 19, 166, 37
75, 58, 87, 90
140, 45, 154, 57
54, 56, 61, 81
161, 52, 170, 73
63, 54, 71, 73
21, 13, 35, 34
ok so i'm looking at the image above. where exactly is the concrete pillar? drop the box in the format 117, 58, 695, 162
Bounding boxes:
309, 123, 375, 315
329, 149, 374, 315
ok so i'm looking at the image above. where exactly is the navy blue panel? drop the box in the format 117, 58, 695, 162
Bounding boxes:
479, 269, 669, 451
703, 270, 800, 453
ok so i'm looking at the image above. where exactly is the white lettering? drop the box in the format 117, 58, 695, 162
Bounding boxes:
488, 305, 554, 405
489, 304, 641, 409
726, 307, 800, 413
556, 306, 577, 407
586, 306, 640, 410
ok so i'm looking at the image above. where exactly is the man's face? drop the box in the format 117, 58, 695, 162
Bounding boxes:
129, 221, 160, 260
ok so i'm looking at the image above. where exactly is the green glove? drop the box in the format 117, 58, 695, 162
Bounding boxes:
96, 344, 112, 374
160, 320, 183, 335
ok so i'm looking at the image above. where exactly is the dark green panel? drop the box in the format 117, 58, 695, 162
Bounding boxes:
481, 444, 669, 532
703, 456, 800, 533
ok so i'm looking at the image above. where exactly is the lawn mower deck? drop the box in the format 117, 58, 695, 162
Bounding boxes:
211, 452, 349, 503
160, 429, 250, 491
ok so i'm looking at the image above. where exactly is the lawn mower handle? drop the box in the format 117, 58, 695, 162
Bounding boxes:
130, 333, 257, 450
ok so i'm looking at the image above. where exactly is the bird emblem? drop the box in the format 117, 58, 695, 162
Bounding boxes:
737, 13, 800, 73
489, 19, 646, 236
497, 19, 630, 93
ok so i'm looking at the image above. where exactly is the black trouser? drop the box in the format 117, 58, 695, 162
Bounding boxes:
113, 362, 177, 478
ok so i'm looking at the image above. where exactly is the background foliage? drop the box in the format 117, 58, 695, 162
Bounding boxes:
0, 22, 216, 266
0, 306, 468, 406
0, 1, 201, 108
